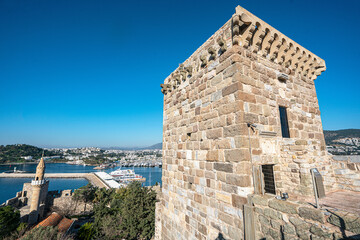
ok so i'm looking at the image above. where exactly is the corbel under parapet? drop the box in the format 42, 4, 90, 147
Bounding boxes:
232, 5, 326, 81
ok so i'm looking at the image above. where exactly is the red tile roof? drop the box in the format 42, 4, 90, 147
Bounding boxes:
20, 212, 74, 239
37, 212, 63, 228
36, 212, 74, 232
57, 217, 74, 232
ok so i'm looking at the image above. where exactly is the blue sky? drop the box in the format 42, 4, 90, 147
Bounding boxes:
0, 0, 359, 148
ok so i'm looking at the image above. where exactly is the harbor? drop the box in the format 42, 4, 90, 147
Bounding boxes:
0, 172, 109, 189
0, 163, 162, 204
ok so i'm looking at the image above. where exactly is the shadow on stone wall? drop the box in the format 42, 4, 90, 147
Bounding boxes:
215, 232, 226, 240
250, 194, 360, 239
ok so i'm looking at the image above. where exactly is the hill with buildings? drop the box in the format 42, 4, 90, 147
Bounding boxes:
324, 129, 360, 155
102, 143, 162, 151
0, 144, 54, 163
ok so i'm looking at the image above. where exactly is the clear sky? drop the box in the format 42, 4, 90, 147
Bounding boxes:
0, 0, 359, 148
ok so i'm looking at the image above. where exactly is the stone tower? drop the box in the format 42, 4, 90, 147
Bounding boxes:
155, 5, 339, 240
28, 156, 48, 225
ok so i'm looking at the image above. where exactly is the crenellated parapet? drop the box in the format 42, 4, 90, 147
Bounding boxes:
232, 6, 326, 81
161, 5, 326, 94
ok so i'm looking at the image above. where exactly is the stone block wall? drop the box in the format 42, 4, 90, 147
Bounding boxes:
331, 156, 360, 191
47, 189, 92, 215
155, 5, 340, 240
251, 194, 360, 240
22, 182, 32, 199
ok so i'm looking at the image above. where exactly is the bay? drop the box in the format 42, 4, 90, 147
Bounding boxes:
0, 163, 162, 204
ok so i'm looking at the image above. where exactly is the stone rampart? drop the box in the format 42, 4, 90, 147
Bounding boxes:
250, 194, 360, 239
331, 156, 360, 192
47, 189, 92, 215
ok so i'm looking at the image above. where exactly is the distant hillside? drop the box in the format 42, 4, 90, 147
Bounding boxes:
324, 129, 360, 145
103, 143, 162, 151
146, 143, 162, 150
0, 144, 54, 163
324, 129, 360, 155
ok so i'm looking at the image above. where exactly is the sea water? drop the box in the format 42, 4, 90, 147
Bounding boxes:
0, 163, 162, 204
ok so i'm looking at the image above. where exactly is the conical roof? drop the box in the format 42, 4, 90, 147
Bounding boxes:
37, 157, 45, 169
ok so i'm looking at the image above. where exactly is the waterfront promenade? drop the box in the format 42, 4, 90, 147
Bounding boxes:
0, 172, 108, 189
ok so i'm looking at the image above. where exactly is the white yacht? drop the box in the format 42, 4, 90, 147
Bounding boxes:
109, 168, 145, 183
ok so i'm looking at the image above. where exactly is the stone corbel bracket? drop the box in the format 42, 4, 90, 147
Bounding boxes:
217, 37, 227, 53
200, 54, 208, 68
160, 83, 172, 95
208, 47, 216, 61
232, 6, 326, 81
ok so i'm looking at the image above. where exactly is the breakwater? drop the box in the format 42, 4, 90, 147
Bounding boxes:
0, 163, 162, 204
0, 172, 107, 189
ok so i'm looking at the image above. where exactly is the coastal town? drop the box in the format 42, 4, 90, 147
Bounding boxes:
52, 147, 163, 168
2, 145, 163, 169
326, 137, 360, 155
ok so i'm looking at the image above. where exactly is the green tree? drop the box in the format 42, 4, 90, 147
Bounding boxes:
78, 223, 95, 240
21, 226, 73, 240
0, 206, 20, 239
72, 184, 98, 212
91, 182, 157, 240
115, 182, 157, 240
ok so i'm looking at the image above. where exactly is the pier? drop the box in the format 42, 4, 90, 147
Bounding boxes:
0, 172, 108, 189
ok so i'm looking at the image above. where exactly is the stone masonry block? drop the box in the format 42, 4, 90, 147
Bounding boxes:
295, 140, 308, 145
214, 163, 233, 173
224, 149, 249, 162
206, 150, 219, 161
214, 139, 231, 149
217, 171, 226, 182
211, 74, 223, 86
231, 194, 247, 208
252, 62, 266, 74
234, 136, 249, 148
258, 214, 270, 226
236, 91, 256, 103
224, 124, 247, 137
211, 90, 222, 102
283, 223, 296, 235
226, 174, 251, 187
234, 161, 251, 174
216, 192, 232, 204
223, 62, 242, 79
218, 101, 243, 115
206, 128, 223, 139
222, 82, 243, 97
309, 225, 332, 239
198, 223, 207, 235
222, 183, 237, 194
264, 207, 283, 220
216, 59, 231, 74
194, 193, 202, 204
268, 199, 298, 214
251, 195, 270, 206
327, 211, 360, 234
298, 207, 325, 223
219, 45, 242, 63
233, 72, 257, 87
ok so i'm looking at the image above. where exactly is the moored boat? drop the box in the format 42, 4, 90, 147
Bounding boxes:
110, 169, 145, 183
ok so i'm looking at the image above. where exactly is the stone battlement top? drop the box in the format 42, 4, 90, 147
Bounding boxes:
161, 5, 326, 94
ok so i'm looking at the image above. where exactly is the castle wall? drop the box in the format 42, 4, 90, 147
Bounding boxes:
47, 189, 93, 215
250, 194, 360, 239
331, 156, 360, 191
156, 5, 335, 240
22, 183, 32, 199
